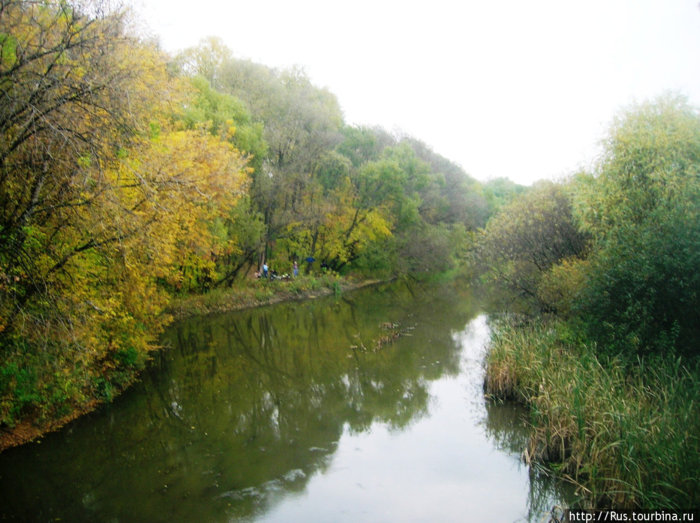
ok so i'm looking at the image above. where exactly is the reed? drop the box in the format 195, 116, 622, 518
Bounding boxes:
484, 318, 699, 509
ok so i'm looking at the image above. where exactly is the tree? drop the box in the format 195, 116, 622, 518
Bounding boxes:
0, 1, 250, 425
213, 196, 266, 285
400, 135, 489, 228
336, 125, 395, 168
573, 94, 700, 356
482, 177, 528, 217
0, 0, 171, 333
179, 75, 266, 173
477, 181, 589, 312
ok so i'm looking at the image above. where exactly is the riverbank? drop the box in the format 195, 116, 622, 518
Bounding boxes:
483, 317, 700, 509
0, 275, 383, 453
166, 274, 384, 320
166, 268, 467, 322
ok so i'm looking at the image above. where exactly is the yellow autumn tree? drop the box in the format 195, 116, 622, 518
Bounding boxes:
1, 0, 172, 332
0, 0, 249, 425
66, 128, 249, 382
111, 129, 250, 295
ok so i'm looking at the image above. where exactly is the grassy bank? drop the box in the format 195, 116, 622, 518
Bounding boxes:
167, 273, 383, 320
484, 318, 699, 509
0, 337, 146, 452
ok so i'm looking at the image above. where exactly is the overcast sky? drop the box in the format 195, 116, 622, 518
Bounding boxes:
132, 0, 700, 185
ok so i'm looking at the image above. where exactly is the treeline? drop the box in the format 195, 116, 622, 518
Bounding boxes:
172, 37, 493, 284
0, 1, 516, 433
478, 95, 700, 508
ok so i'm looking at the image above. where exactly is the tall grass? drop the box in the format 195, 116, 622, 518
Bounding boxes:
484, 318, 699, 509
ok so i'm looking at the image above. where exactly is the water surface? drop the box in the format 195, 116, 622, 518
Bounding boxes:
0, 280, 572, 521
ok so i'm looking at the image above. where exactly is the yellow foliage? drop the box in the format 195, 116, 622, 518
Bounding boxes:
0, 0, 255, 427
537, 257, 588, 317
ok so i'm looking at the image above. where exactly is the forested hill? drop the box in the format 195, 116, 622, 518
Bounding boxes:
173, 36, 506, 279
0, 2, 520, 436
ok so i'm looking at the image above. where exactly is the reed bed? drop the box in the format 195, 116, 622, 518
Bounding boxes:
484, 318, 699, 509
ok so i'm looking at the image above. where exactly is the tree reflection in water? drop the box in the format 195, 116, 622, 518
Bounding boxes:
0, 280, 571, 522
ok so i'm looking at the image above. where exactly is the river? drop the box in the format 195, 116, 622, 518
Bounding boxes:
0, 280, 573, 521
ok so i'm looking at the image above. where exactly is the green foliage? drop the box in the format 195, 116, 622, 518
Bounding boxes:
352, 238, 397, 278
179, 75, 267, 172
482, 177, 528, 216
403, 135, 489, 228
315, 150, 352, 194
535, 257, 587, 318
477, 181, 589, 312
0, 360, 39, 427
0, 32, 18, 68
114, 347, 143, 370
0, 334, 138, 427
336, 125, 394, 167
214, 197, 267, 286
574, 94, 700, 357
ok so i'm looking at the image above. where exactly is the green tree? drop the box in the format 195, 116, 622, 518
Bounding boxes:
179, 75, 266, 172
477, 181, 589, 312
573, 94, 700, 357
482, 177, 528, 217
336, 125, 395, 168
213, 196, 266, 286
400, 136, 489, 229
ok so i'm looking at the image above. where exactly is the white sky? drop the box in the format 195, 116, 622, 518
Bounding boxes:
132, 0, 700, 185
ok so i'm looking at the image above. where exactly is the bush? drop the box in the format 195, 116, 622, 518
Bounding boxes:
0, 361, 39, 427
576, 208, 699, 357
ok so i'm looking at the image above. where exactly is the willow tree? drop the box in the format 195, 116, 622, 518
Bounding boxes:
573, 94, 700, 357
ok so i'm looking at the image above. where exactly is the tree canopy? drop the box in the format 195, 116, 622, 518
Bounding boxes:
574, 95, 700, 356
0, 1, 248, 425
